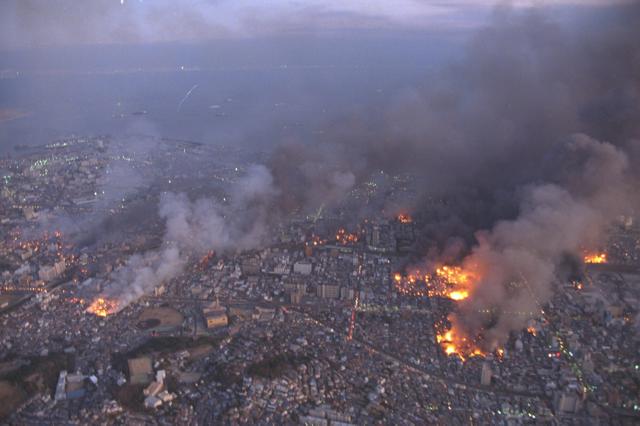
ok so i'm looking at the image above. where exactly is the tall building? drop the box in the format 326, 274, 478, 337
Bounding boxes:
481, 362, 492, 386
554, 391, 581, 414
293, 261, 313, 275
285, 280, 307, 305
128, 356, 153, 385
290, 291, 304, 305
241, 257, 261, 276
39, 259, 66, 282
371, 225, 381, 247
365, 221, 396, 253
340, 286, 356, 301
317, 284, 340, 299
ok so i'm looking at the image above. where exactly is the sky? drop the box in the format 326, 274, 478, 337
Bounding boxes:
0, 0, 631, 51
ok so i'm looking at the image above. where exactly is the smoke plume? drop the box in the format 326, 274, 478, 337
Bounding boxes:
99, 165, 279, 307
270, 4, 640, 346
92, 2, 640, 331
452, 135, 635, 349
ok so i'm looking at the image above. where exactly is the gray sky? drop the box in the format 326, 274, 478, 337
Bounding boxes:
0, 0, 630, 50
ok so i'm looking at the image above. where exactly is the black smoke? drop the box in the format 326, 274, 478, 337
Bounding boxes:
65, 2, 640, 325
252, 3, 640, 346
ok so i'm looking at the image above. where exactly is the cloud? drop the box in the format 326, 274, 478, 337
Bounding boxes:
1, 0, 633, 50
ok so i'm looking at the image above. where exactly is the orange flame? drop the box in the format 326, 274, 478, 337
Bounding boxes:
86, 297, 119, 317
197, 250, 216, 271
435, 265, 472, 286
392, 263, 478, 300
336, 228, 358, 244
307, 234, 326, 247
436, 324, 485, 361
397, 213, 412, 224
435, 265, 477, 301
395, 263, 486, 360
448, 290, 469, 301
584, 252, 607, 264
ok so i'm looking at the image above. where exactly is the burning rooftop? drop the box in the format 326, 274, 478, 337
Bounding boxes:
335, 228, 359, 245
396, 213, 412, 224
392, 264, 477, 301
583, 252, 607, 264
86, 297, 119, 317
436, 322, 485, 362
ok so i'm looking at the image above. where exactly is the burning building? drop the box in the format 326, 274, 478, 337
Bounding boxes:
583, 252, 607, 264
436, 325, 485, 361
86, 297, 119, 317
335, 227, 359, 245
396, 213, 412, 224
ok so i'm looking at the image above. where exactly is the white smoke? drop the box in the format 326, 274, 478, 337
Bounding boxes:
98, 165, 279, 309
105, 246, 184, 306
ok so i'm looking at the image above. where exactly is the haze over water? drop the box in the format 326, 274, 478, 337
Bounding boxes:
0, 37, 456, 153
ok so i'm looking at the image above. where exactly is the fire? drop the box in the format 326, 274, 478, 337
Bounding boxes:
395, 263, 486, 360
448, 290, 469, 301
336, 228, 358, 245
397, 213, 412, 224
197, 250, 216, 271
583, 252, 607, 264
436, 330, 453, 343
434, 265, 477, 301
526, 326, 537, 336
392, 271, 430, 297
392, 264, 477, 300
307, 234, 326, 247
435, 265, 472, 286
436, 323, 485, 361
86, 297, 119, 317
